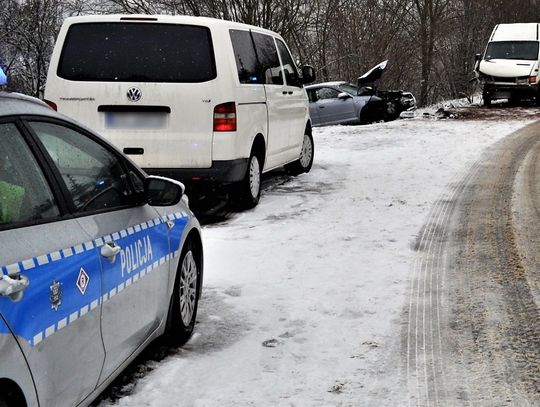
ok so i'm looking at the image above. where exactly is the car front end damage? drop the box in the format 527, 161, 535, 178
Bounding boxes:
357, 61, 417, 123
477, 72, 539, 103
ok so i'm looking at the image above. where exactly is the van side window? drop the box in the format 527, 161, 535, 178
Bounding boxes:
230, 30, 262, 84
276, 39, 301, 87
251, 32, 283, 86
0, 123, 60, 228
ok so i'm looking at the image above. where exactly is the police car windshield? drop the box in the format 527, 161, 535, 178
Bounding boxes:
58, 23, 216, 83
485, 41, 539, 60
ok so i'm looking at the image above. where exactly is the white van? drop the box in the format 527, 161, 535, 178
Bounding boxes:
44, 15, 316, 208
475, 23, 540, 106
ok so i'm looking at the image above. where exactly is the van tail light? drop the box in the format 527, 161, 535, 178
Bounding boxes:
529, 76, 537, 85
43, 99, 57, 111
213, 102, 236, 132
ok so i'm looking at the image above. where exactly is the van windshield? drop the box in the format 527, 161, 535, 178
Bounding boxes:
58, 23, 216, 82
485, 41, 539, 61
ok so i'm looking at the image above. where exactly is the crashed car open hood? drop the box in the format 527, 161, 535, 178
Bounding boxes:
358, 60, 388, 87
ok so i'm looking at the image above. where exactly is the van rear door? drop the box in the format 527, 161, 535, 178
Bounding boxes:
46, 21, 217, 169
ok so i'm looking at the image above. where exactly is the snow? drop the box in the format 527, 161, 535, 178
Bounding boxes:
99, 117, 532, 406
413, 94, 481, 117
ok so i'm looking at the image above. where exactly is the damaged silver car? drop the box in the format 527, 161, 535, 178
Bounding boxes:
306, 61, 416, 127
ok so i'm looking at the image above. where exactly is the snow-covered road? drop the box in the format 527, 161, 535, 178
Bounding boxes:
99, 117, 533, 406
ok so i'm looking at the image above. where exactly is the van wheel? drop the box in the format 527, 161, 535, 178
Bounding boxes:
237, 153, 261, 209
165, 240, 200, 346
483, 90, 492, 107
285, 132, 314, 175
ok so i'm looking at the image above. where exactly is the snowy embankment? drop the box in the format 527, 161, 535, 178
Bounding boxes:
101, 117, 532, 406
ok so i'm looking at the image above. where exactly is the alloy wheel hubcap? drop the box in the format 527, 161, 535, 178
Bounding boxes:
299, 134, 313, 168
179, 250, 197, 326
249, 156, 261, 198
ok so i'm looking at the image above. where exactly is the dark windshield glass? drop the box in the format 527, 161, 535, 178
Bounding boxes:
337, 83, 358, 95
485, 41, 539, 60
59, 23, 216, 82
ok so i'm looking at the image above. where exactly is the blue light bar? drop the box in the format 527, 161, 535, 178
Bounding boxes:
0, 66, 6, 86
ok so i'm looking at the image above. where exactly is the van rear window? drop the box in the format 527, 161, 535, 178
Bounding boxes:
58, 23, 216, 82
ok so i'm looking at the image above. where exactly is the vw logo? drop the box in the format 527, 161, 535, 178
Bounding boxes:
127, 87, 142, 102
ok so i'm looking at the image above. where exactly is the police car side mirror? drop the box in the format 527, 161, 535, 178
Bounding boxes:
145, 176, 184, 207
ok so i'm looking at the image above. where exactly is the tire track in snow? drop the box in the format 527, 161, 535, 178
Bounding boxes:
404, 121, 540, 406
405, 159, 481, 406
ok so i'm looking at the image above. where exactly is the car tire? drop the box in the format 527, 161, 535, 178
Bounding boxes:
285, 131, 314, 175
237, 152, 262, 209
0, 394, 8, 407
483, 90, 492, 107
360, 101, 385, 124
165, 240, 201, 346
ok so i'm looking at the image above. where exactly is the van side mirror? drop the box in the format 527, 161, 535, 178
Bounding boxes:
475, 53, 482, 62
145, 176, 184, 206
301, 65, 316, 84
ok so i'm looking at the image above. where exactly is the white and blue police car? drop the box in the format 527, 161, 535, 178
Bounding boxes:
0, 88, 203, 406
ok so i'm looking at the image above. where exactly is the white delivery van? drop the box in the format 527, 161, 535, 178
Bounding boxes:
45, 15, 316, 208
475, 23, 540, 106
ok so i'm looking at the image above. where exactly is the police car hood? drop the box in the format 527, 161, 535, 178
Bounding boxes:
478, 59, 538, 78
358, 60, 388, 87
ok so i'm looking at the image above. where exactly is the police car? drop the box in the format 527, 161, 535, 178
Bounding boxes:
0, 88, 203, 406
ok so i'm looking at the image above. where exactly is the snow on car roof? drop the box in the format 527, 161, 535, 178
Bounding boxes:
305, 81, 347, 89
0, 92, 53, 116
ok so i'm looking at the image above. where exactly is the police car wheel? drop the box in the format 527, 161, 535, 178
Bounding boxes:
166, 241, 201, 346
285, 132, 314, 175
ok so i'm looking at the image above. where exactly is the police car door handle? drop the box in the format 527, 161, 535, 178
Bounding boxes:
101, 241, 121, 263
0, 274, 29, 302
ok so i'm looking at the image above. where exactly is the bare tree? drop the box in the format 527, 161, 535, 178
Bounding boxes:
1, 0, 536, 105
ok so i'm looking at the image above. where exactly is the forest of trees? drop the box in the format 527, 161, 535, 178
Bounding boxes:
1, 0, 540, 105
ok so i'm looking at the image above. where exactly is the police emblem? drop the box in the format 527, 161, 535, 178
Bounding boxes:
77, 268, 90, 295
50, 280, 62, 311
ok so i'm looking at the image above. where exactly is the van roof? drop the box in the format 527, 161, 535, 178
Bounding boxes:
490, 23, 540, 42
62, 14, 281, 38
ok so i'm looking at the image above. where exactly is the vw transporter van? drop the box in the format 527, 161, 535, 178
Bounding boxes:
45, 15, 316, 208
